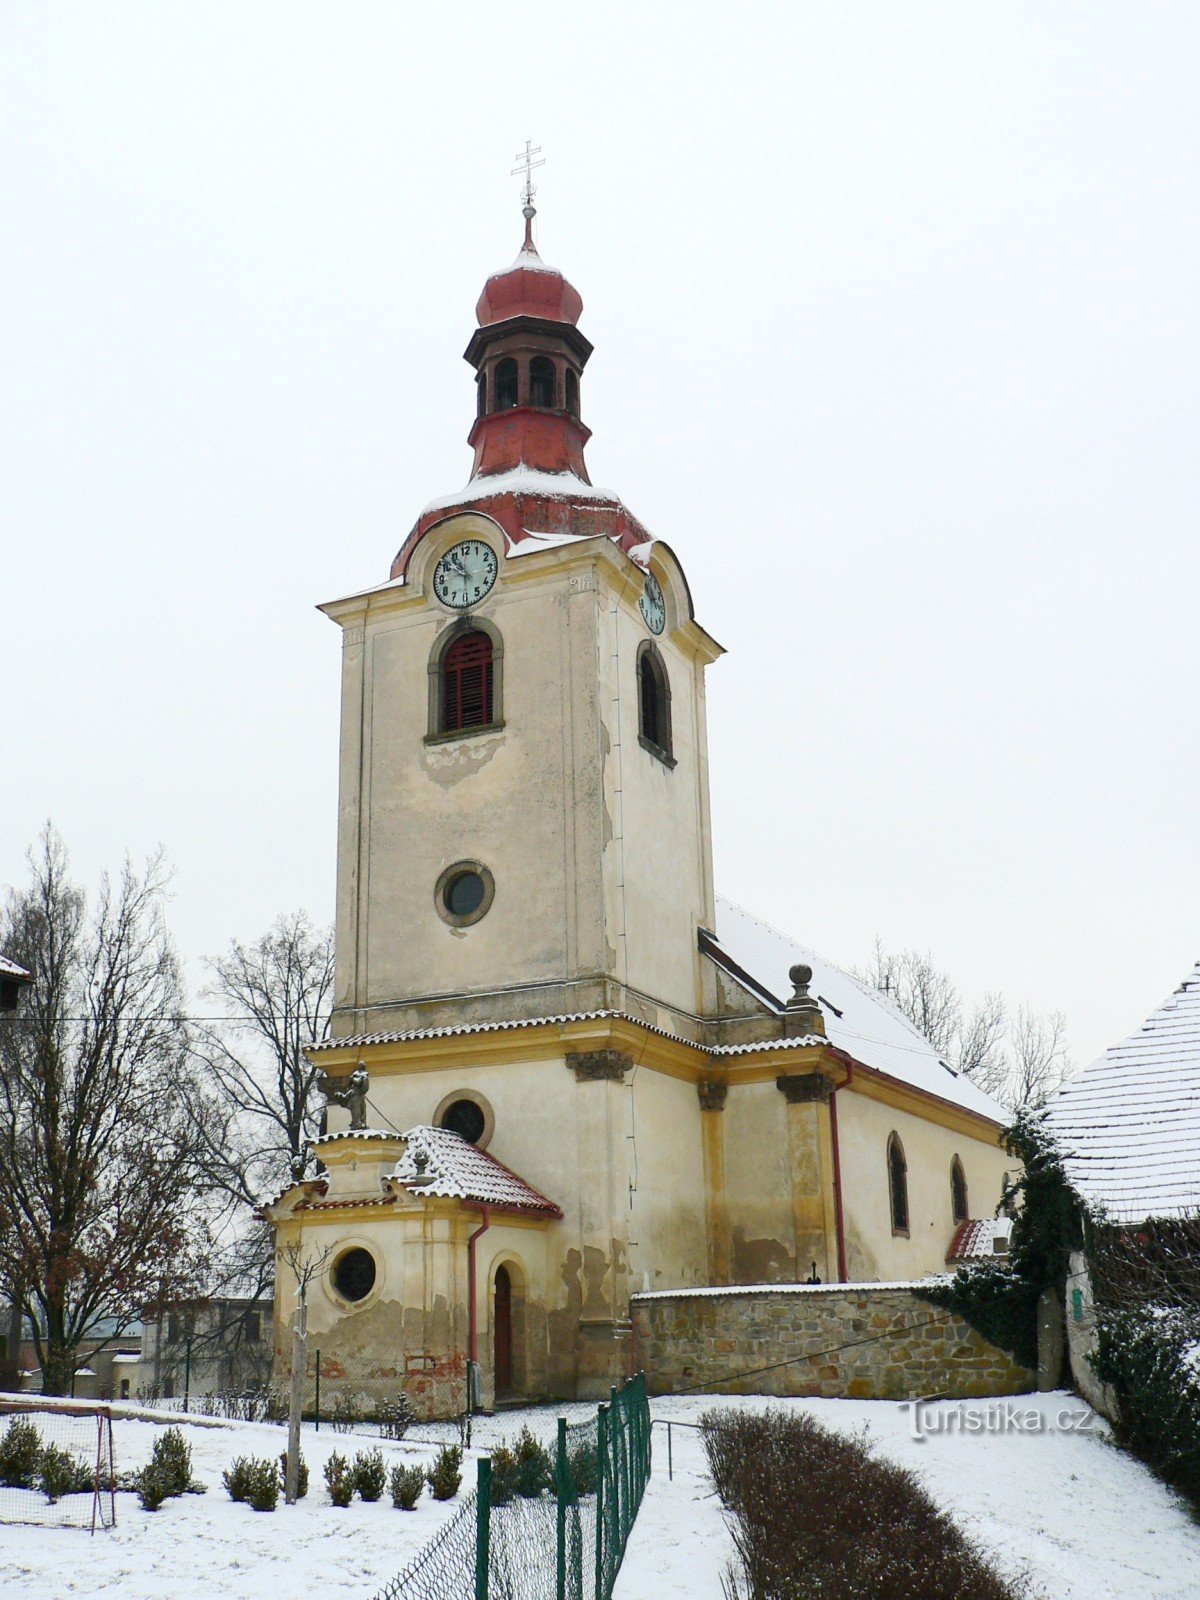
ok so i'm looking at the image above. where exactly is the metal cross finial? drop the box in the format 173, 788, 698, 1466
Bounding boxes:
511, 139, 545, 213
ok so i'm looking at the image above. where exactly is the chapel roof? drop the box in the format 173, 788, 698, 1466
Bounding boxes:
393, 1125, 562, 1217
945, 1216, 1013, 1265
707, 896, 1010, 1126
1042, 962, 1200, 1222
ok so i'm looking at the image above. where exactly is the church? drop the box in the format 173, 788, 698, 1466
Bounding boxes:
264, 193, 1012, 1418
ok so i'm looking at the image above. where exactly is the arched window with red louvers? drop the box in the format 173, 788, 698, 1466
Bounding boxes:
440, 629, 495, 733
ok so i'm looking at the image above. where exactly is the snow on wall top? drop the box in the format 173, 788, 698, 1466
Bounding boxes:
1043, 963, 1200, 1222
710, 896, 1008, 1125
393, 1126, 562, 1217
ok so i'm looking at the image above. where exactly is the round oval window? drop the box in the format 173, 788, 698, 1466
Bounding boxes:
440, 1097, 486, 1144
332, 1247, 376, 1303
444, 870, 485, 919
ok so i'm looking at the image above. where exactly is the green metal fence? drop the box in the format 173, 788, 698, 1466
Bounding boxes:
372, 1374, 652, 1600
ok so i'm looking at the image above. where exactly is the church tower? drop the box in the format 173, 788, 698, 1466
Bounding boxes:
322, 199, 723, 1043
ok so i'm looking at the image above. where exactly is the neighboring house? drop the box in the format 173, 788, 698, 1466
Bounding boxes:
139, 1297, 273, 1401
1042, 961, 1200, 1411
15, 1316, 143, 1400
264, 203, 1014, 1420
0, 954, 32, 1013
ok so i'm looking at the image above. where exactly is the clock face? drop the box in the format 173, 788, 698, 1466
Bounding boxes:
639, 573, 666, 635
432, 540, 499, 610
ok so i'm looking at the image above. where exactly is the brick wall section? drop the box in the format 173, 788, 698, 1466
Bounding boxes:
632, 1284, 1034, 1401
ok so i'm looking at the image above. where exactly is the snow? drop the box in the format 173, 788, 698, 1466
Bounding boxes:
633, 1279, 947, 1302
390, 1126, 561, 1216
710, 896, 1009, 1124
420, 465, 618, 518
616, 1393, 1200, 1600
1043, 962, 1200, 1221
0, 1406, 467, 1599
0, 956, 31, 981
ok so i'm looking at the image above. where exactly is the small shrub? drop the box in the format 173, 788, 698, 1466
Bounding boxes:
135, 1463, 171, 1512
426, 1443, 462, 1502
379, 1392, 418, 1441
390, 1462, 424, 1510
224, 1456, 254, 1502
39, 1444, 86, 1503
0, 1417, 42, 1489
330, 1393, 357, 1433
324, 1450, 355, 1507
246, 1457, 279, 1512
279, 1449, 309, 1499
352, 1447, 387, 1502
513, 1427, 551, 1498
489, 1444, 517, 1506
569, 1440, 598, 1498
151, 1426, 194, 1497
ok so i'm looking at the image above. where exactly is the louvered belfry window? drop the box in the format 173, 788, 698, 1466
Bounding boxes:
441, 630, 494, 732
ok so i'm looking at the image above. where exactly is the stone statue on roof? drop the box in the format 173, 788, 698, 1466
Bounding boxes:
317, 1065, 370, 1131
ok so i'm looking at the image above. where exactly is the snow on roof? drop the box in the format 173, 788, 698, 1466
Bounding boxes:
0, 955, 31, 982
420, 466, 619, 519
112, 1353, 141, 1365
1043, 963, 1200, 1222
393, 1126, 561, 1217
709, 896, 1008, 1125
946, 1217, 1013, 1264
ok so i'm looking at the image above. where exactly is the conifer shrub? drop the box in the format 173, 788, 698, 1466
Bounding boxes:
352, 1447, 387, 1502
246, 1457, 279, 1512
38, 1444, 89, 1503
512, 1427, 552, 1498
278, 1449, 309, 1499
426, 1443, 462, 1502
224, 1456, 254, 1502
0, 1416, 43, 1488
152, 1426, 195, 1497
1093, 1304, 1200, 1508
488, 1444, 517, 1506
568, 1440, 598, 1498
324, 1450, 355, 1507
390, 1462, 425, 1510
135, 1463, 172, 1512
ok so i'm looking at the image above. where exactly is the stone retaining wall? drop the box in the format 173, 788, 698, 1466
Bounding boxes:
632, 1283, 1033, 1400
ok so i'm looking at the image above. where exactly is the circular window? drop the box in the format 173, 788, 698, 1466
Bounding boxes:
435, 861, 495, 927
332, 1248, 376, 1304
440, 1097, 486, 1144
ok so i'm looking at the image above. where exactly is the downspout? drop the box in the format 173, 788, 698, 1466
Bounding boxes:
829, 1063, 851, 1283
466, 1206, 491, 1410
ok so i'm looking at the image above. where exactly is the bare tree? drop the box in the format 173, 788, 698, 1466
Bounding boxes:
0, 829, 213, 1394
857, 939, 1068, 1111
197, 912, 335, 1209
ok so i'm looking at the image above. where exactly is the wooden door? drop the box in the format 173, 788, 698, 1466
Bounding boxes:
493, 1265, 513, 1397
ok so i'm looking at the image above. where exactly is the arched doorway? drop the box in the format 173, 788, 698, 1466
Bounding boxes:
493, 1265, 513, 1398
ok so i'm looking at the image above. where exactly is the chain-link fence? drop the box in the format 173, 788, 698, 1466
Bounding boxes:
0, 1401, 116, 1531
372, 1373, 651, 1600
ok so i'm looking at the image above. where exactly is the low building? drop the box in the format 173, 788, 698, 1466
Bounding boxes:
139, 1297, 273, 1402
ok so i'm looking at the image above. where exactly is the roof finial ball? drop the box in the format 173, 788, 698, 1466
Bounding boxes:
784, 962, 825, 1038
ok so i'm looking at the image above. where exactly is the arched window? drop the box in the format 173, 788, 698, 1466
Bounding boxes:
476, 371, 487, 417
950, 1156, 969, 1223
529, 356, 555, 408
495, 358, 518, 410
565, 368, 579, 416
887, 1133, 909, 1235
637, 642, 673, 765
441, 630, 494, 732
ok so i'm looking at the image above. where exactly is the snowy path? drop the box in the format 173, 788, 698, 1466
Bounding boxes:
615, 1392, 1200, 1600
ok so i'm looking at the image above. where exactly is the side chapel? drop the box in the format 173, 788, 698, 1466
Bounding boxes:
265, 195, 1012, 1416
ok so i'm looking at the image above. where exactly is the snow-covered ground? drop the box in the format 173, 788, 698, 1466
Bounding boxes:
616, 1392, 1200, 1600
3, 1392, 1196, 1599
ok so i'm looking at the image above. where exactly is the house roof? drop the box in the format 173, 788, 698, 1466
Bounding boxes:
1043, 962, 1200, 1222
393, 1126, 562, 1217
708, 897, 1009, 1125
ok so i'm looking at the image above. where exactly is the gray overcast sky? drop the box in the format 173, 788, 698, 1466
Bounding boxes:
2, 3, 1197, 1071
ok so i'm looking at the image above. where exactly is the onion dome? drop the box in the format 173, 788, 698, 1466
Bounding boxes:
475, 213, 584, 328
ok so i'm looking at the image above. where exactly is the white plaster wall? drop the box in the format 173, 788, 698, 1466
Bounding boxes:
627, 1068, 710, 1293
721, 1079, 797, 1282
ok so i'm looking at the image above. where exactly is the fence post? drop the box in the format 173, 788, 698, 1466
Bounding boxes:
314, 1349, 320, 1432
476, 1456, 492, 1600
595, 1405, 607, 1600
609, 1386, 621, 1549
556, 1416, 567, 1600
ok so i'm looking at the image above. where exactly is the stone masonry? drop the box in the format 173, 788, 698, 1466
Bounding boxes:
632, 1283, 1034, 1401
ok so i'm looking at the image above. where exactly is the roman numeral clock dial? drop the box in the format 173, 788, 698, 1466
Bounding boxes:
432, 540, 499, 609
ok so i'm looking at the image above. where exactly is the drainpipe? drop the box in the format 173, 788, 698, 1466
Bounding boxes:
466, 1206, 491, 1411
829, 1063, 851, 1282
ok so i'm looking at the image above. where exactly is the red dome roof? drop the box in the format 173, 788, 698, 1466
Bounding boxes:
475, 239, 583, 328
